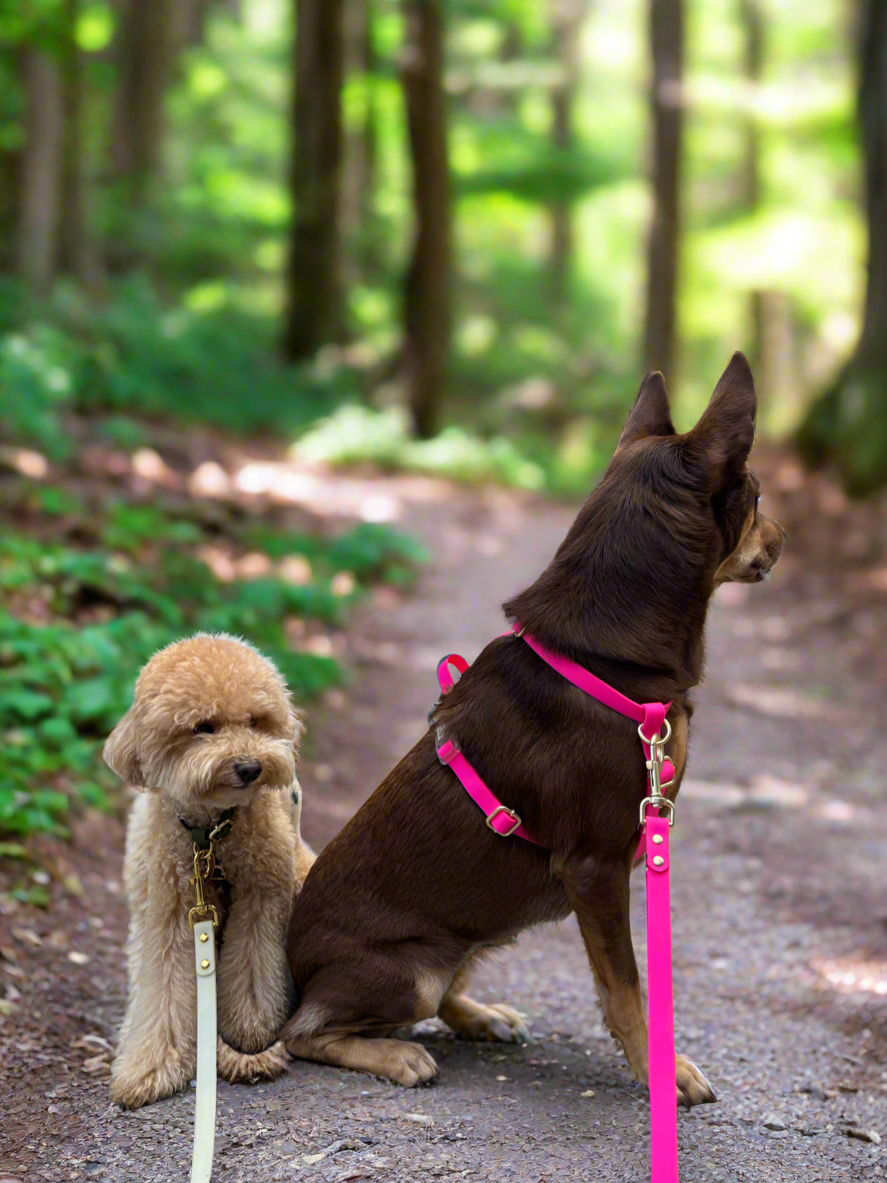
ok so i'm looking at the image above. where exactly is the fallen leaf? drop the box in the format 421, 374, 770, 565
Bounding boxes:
11, 928, 42, 947
580, 1089, 596, 1097
82, 1054, 110, 1075
847, 1128, 881, 1145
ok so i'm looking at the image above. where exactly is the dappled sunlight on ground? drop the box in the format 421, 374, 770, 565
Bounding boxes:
816, 959, 887, 999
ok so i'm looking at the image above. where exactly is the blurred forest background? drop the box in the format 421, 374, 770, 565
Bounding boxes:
1, 0, 886, 852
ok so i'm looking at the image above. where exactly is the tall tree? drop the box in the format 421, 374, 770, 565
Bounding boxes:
58, 0, 94, 285
739, 0, 764, 377
17, 44, 64, 292
643, 0, 685, 378
401, 0, 451, 439
548, 0, 586, 302
110, 0, 175, 208
281, 0, 345, 362
342, 0, 379, 280
800, 0, 887, 493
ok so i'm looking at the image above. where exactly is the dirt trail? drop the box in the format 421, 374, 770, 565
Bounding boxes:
3, 468, 887, 1182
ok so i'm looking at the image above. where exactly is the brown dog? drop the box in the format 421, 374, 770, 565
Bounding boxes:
283, 353, 785, 1105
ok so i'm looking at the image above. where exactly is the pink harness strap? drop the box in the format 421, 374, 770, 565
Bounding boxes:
433, 624, 682, 1182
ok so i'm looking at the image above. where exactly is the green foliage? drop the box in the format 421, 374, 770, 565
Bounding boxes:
0, 278, 357, 453
0, 506, 424, 841
293, 405, 546, 490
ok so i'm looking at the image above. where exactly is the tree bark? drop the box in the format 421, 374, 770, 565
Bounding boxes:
281, 0, 345, 362
17, 46, 64, 293
0, 113, 20, 274
548, 0, 586, 303
58, 0, 96, 285
401, 0, 451, 439
111, 0, 175, 207
799, 0, 887, 493
643, 0, 685, 379
342, 0, 379, 279
739, 0, 764, 378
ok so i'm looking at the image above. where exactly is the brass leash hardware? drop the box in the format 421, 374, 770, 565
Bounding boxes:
189, 841, 220, 930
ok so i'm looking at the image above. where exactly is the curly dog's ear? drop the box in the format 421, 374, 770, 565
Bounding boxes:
103, 705, 148, 789
289, 705, 305, 757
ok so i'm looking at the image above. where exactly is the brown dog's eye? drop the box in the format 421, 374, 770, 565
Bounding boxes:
194, 722, 215, 735
249, 715, 258, 728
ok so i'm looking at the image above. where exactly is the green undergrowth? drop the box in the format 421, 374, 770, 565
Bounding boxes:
0, 278, 604, 498
0, 277, 356, 461
0, 489, 426, 842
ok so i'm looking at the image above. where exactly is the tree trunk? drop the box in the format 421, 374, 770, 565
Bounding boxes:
643, 0, 685, 379
281, 0, 345, 362
58, 0, 96, 286
401, 0, 451, 439
739, 0, 764, 378
0, 124, 20, 275
111, 0, 175, 207
342, 0, 379, 279
548, 0, 585, 303
17, 46, 64, 293
799, 0, 887, 493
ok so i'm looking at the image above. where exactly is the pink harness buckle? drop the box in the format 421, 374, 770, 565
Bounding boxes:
485, 805, 522, 837
431, 623, 683, 1181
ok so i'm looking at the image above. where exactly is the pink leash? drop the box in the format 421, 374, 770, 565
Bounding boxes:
434, 624, 679, 1182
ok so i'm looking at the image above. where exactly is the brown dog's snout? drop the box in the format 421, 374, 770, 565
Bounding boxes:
233, 758, 262, 785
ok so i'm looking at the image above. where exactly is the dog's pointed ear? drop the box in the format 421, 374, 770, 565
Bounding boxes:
618, 371, 675, 447
103, 706, 147, 788
690, 352, 757, 488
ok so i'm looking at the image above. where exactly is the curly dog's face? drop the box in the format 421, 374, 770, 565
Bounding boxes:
104, 634, 302, 809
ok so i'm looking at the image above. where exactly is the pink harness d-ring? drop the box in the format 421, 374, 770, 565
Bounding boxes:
432, 623, 680, 1182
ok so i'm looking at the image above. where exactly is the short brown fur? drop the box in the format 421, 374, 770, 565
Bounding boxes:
284, 353, 785, 1105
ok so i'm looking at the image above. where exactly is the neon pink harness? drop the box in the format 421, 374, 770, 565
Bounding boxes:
434, 623, 680, 1183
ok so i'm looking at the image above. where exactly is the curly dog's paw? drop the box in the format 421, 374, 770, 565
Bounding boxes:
217, 1038, 290, 1084
110, 1056, 190, 1109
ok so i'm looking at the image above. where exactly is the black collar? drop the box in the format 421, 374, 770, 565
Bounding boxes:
179, 807, 237, 850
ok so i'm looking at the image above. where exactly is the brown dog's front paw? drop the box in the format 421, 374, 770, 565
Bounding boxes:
375, 1039, 438, 1087
439, 995, 531, 1044
217, 1038, 289, 1084
675, 1055, 716, 1109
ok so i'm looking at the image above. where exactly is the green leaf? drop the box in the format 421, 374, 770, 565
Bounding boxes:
0, 689, 54, 720
68, 676, 116, 723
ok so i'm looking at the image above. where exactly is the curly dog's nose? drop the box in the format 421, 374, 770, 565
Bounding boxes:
233, 758, 262, 785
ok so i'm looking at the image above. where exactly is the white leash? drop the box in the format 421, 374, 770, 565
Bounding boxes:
191, 917, 218, 1183
186, 821, 233, 1183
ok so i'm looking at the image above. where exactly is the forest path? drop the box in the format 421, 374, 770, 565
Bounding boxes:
3, 466, 887, 1183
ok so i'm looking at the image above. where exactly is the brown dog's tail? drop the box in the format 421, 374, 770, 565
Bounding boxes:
280, 996, 332, 1043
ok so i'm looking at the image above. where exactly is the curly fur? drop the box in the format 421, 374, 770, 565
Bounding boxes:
104, 633, 315, 1109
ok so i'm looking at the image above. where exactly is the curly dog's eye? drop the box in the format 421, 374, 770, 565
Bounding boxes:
249, 715, 258, 728
194, 722, 215, 735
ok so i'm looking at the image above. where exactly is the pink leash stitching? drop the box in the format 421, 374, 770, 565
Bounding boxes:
434, 623, 680, 1183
